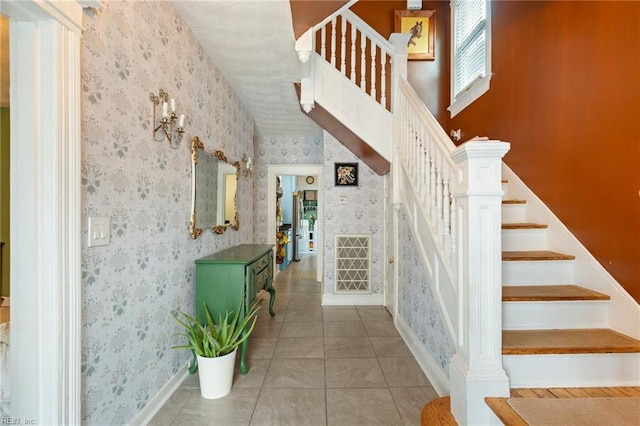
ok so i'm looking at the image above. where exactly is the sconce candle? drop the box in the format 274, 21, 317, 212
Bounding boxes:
150, 88, 186, 149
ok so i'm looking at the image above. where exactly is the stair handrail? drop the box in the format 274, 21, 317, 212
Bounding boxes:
393, 75, 512, 424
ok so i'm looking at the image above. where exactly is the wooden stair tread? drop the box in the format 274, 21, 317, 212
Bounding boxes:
503, 285, 610, 301
503, 199, 526, 204
502, 222, 548, 229
503, 328, 640, 354
503, 250, 575, 261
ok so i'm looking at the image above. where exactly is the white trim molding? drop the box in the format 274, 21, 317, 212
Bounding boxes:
127, 362, 189, 426
267, 164, 324, 283
5, 0, 96, 423
322, 293, 383, 306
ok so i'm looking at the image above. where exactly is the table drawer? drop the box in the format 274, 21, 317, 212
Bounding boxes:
253, 253, 270, 275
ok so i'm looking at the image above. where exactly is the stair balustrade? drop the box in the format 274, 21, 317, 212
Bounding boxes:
297, 4, 512, 424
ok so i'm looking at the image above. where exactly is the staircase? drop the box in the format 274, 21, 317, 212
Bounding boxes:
293, 3, 640, 424
500, 178, 640, 389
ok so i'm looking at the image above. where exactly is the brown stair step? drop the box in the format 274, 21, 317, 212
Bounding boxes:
503, 250, 575, 261
503, 199, 526, 204
503, 285, 610, 302
502, 222, 548, 229
503, 329, 640, 355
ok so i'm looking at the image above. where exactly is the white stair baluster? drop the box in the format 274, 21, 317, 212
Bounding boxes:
330, 18, 337, 67
350, 21, 356, 82
443, 178, 451, 243
370, 41, 377, 101
381, 53, 387, 108
430, 156, 436, 219
340, 16, 346, 75
321, 26, 327, 59
360, 32, 366, 90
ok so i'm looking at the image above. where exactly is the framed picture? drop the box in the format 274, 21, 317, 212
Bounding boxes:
334, 162, 359, 186
394, 10, 436, 60
304, 190, 316, 201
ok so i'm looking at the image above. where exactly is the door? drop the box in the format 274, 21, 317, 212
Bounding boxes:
384, 175, 396, 316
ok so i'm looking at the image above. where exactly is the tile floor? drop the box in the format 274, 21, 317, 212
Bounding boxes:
150, 253, 438, 425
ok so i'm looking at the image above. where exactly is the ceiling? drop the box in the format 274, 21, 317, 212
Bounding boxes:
170, 0, 322, 138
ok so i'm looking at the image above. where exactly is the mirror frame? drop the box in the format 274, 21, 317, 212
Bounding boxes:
190, 136, 240, 239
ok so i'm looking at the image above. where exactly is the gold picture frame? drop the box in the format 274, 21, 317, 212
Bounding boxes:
395, 10, 436, 61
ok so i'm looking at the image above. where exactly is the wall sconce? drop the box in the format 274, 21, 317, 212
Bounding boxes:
240, 154, 253, 177
149, 88, 186, 149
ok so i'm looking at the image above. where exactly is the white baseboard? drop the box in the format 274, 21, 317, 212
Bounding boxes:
322, 293, 383, 306
396, 315, 450, 396
128, 360, 190, 426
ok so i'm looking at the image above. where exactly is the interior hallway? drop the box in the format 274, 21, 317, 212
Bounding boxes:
150, 253, 438, 425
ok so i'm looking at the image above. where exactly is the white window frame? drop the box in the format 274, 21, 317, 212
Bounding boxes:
448, 0, 492, 117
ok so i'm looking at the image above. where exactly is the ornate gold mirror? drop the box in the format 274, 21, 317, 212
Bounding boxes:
190, 137, 240, 238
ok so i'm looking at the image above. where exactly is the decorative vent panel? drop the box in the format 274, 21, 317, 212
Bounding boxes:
335, 235, 371, 293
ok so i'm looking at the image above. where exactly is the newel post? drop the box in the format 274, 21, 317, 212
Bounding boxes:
389, 33, 409, 205
449, 140, 511, 425
295, 27, 315, 113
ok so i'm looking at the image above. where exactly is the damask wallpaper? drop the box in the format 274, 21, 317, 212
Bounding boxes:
81, 2, 254, 423
252, 135, 323, 244
397, 207, 455, 377
322, 133, 385, 296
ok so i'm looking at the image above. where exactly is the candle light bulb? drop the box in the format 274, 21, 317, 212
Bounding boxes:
170, 98, 176, 112
178, 114, 186, 128
161, 102, 169, 118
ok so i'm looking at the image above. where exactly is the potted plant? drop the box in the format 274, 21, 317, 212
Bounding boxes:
172, 298, 260, 399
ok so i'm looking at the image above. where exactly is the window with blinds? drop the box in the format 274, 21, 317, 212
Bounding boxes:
449, 0, 492, 117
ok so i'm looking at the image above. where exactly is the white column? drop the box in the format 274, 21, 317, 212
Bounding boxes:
389, 33, 409, 210
5, 0, 89, 423
294, 27, 315, 113
449, 140, 511, 425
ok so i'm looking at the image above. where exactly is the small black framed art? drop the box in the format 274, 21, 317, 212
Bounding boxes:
334, 162, 359, 186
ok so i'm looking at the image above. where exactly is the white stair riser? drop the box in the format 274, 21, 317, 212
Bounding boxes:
503, 260, 574, 285
502, 229, 548, 251
501, 182, 509, 199
502, 204, 526, 223
504, 353, 640, 388
503, 301, 608, 330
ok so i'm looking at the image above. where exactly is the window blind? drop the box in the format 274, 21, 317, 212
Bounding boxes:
453, 0, 487, 98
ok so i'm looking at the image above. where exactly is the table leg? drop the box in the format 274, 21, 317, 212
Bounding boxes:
239, 337, 249, 375
267, 286, 276, 317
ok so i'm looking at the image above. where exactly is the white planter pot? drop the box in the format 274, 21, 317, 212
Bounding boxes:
196, 349, 237, 399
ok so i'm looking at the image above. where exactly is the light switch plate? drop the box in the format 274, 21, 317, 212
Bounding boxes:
88, 216, 111, 247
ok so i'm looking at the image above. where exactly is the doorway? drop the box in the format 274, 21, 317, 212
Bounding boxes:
267, 165, 323, 284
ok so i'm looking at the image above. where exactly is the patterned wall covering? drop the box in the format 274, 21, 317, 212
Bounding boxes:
397, 207, 455, 376
252, 135, 323, 244
80, 2, 254, 423
322, 133, 385, 296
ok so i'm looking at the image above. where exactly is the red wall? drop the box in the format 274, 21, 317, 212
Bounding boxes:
291, 1, 640, 301
448, 1, 640, 301
350, 1, 450, 123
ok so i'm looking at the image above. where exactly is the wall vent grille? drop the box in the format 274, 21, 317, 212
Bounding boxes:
335, 234, 371, 293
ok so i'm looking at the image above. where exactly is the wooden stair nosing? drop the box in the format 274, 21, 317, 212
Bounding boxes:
502, 222, 548, 229
502, 285, 610, 302
502, 250, 576, 261
503, 199, 526, 204
503, 328, 640, 355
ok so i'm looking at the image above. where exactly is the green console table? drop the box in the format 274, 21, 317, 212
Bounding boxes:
195, 244, 275, 375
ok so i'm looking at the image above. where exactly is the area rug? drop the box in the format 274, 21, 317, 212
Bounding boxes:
507, 397, 640, 426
